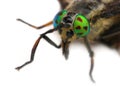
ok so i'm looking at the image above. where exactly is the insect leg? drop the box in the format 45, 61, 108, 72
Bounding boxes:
15, 28, 61, 70
84, 36, 95, 83
42, 35, 61, 48
17, 18, 53, 29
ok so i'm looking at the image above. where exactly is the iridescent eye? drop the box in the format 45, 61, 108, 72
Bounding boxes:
73, 14, 90, 37
53, 10, 67, 28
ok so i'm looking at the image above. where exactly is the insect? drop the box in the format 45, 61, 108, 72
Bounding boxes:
16, 0, 120, 82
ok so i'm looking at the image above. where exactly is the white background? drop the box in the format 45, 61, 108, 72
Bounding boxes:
0, 0, 120, 86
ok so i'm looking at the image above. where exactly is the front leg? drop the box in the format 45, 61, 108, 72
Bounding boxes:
15, 29, 61, 70
17, 18, 53, 29
84, 36, 95, 83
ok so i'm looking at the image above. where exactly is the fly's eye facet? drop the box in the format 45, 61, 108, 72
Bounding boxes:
73, 14, 90, 37
53, 10, 67, 28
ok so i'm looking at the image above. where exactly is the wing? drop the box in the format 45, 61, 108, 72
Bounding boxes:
99, 23, 120, 48
98, 0, 120, 49
58, 0, 73, 9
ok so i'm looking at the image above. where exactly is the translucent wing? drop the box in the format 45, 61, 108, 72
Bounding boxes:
98, 0, 120, 49
100, 23, 120, 47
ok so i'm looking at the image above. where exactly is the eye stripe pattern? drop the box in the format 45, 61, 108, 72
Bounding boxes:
73, 14, 90, 37
77, 17, 83, 22
76, 26, 81, 30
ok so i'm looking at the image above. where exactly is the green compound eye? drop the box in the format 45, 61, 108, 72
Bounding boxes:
53, 10, 67, 28
73, 14, 90, 37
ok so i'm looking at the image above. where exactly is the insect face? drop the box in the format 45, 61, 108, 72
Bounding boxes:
53, 10, 90, 42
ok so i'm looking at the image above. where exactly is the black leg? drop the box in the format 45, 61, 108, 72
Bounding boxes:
17, 18, 53, 29
15, 36, 41, 70
84, 36, 95, 83
15, 29, 61, 70
42, 35, 61, 48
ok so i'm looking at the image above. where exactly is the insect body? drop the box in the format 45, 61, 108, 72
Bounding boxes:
16, 0, 120, 82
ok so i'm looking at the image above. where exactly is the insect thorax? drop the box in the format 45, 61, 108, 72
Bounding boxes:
65, 0, 120, 43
